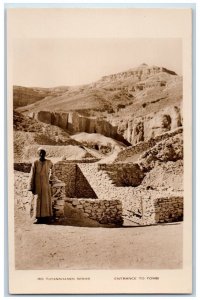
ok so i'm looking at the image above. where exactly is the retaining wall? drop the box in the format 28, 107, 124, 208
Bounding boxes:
122, 193, 183, 225
51, 178, 66, 218
66, 198, 123, 225
14, 171, 33, 213
53, 161, 97, 198
141, 195, 183, 225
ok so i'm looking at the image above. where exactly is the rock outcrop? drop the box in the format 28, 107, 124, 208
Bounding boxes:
114, 127, 183, 163
139, 133, 183, 172
117, 105, 182, 145
99, 65, 177, 84
36, 111, 69, 130
31, 110, 131, 146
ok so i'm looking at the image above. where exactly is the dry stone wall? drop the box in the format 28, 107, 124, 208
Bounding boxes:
141, 195, 183, 225
122, 193, 183, 225
53, 161, 97, 198
51, 178, 66, 218
53, 162, 76, 197
75, 166, 97, 198
66, 198, 123, 225
14, 171, 33, 213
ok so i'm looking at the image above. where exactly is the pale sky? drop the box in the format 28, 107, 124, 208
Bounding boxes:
13, 38, 182, 87
8, 9, 184, 88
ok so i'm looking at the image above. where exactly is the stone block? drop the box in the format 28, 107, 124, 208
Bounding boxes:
72, 199, 79, 206
76, 204, 83, 209
55, 200, 65, 205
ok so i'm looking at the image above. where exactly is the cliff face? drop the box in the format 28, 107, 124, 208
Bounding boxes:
31, 101, 182, 147
118, 104, 182, 145
35, 111, 69, 130
33, 111, 130, 145
98, 65, 177, 85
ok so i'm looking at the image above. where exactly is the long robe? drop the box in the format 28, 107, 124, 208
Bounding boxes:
28, 159, 53, 218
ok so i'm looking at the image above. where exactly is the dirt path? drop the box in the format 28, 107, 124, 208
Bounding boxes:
15, 211, 182, 270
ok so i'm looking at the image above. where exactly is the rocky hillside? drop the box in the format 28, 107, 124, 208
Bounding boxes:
13, 110, 94, 162
13, 110, 125, 162
13, 64, 183, 176
13, 85, 70, 108
14, 64, 182, 146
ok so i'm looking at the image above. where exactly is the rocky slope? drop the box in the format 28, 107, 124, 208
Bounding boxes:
13, 111, 96, 162
14, 63, 182, 146
13, 85, 70, 108
71, 132, 126, 154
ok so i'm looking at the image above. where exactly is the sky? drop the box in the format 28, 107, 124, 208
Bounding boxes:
13, 38, 182, 87
8, 8, 184, 88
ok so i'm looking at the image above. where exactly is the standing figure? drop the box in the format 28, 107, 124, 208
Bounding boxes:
28, 147, 53, 224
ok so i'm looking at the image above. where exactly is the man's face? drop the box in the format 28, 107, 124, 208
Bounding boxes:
39, 150, 46, 159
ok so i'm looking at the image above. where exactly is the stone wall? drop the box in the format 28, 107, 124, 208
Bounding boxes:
53, 162, 76, 197
98, 163, 144, 187
66, 198, 123, 225
60, 158, 100, 163
142, 195, 183, 225
53, 161, 97, 198
122, 193, 183, 225
122, 196, 143, 225
51, 178, 66, 218
14, 171, 33, 213
115, 127, 183, 163
75, 166, 97, 198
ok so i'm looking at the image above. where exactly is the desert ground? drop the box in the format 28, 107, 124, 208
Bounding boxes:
15, 210, 182, 270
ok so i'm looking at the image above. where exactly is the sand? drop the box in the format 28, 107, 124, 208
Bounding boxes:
15, 210, 182, 270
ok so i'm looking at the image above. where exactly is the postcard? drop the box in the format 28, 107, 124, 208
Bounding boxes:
7, 7, 193, 294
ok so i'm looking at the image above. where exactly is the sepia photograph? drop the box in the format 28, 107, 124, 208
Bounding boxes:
7, 6, 193, 294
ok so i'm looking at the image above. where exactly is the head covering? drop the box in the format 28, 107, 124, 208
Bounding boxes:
37, 147, 47, 155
